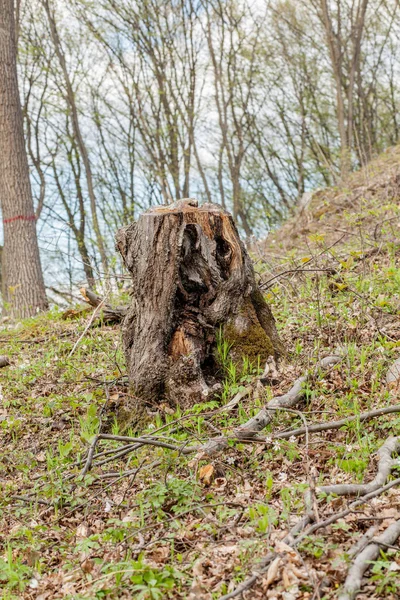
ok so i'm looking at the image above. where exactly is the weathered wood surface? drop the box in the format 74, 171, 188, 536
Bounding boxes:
116, 199, 283, 414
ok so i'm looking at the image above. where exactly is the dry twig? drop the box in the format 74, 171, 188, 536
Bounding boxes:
68, 299, 105, 358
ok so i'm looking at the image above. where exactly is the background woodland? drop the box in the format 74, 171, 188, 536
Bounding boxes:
9, 0, 400, 290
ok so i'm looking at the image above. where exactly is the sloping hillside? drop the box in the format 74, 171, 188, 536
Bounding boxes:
1, 149, 400, 600
266, 144, 400, 256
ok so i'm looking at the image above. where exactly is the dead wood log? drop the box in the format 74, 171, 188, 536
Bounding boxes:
80, 288, 127, 324
116, 198, 283, 413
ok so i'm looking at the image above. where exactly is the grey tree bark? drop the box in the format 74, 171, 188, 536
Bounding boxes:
0, 0, 48, 318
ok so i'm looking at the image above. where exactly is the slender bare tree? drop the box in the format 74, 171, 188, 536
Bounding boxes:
41, 0, 109, 280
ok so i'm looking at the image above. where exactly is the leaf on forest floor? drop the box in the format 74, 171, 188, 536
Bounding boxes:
199, 464, 214, 486
264, 556, 281, 587
76, 523, 90, 540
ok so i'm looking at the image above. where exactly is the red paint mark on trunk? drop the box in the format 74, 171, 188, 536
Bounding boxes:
3, 215, 36, 224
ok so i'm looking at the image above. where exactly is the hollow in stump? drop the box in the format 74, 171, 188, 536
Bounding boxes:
116, 199, 284, 416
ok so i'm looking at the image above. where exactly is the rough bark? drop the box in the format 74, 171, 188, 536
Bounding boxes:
116, 198, 283, 416
0, 0, 48, 318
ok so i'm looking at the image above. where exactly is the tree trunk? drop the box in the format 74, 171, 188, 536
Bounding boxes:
0, 0, 48, 318
116, 199, 283, 419
319, 0, 351, 179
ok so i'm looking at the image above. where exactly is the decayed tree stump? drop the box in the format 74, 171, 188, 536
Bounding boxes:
116, 199, 283, 414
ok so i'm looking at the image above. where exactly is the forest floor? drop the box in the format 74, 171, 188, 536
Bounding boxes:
1, 146, 400, 599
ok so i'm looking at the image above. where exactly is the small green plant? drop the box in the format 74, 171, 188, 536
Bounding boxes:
248, 503, 278, 533
102, 555, 183, 598
58, 436, 73, 460
138, 477, 200, 516
298, 536, 326, 559
369, 555, 400, 595
337, 456, 367, 481
79, 403, 100, 443
294, 339, 303, 355
0, 546, 32, 591
215, 328, 233, 372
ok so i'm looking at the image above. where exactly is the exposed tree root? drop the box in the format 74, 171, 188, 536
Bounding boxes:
346, 525, 378, 559
220, 436, 400, 600
219, 513, 314, 600
317, 436, 400, 497
79, 357, 341, 474
338, 519, 400, 600
295, 476, 400, 546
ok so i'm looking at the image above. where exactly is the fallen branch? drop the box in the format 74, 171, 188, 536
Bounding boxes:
347, 526, 378, 559
97, 459, 162, 481
219, 513, 313, 600
94, 443, 139, 468
81, 435, 99, 477
274, 404, 400, 440
68, 300, 105, 358
197, 355, 342, 458
295, 476, 400, 546
338, 519, 400, 600
217, 386, 252, 414
80, 418, 200, 474
93, 433, 192, 454
11, 494, 52, 506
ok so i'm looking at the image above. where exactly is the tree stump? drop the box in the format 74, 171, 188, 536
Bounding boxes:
116, 199, 284, 416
